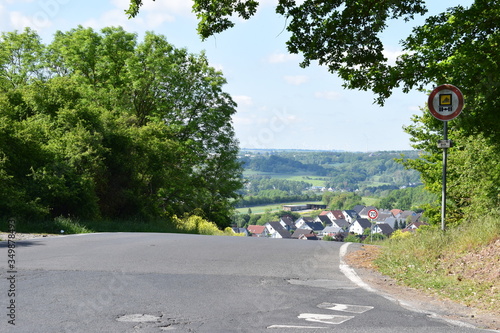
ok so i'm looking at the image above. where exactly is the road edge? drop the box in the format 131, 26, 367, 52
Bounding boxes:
338, 242, 498, 332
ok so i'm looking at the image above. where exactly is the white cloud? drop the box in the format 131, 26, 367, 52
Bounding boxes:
284, 75, 308, 85
314, 91, 342, 100
233, 95, 253, 107
9, 11, 34, 30
266, 52, 297, 64
383, 48, 405, 65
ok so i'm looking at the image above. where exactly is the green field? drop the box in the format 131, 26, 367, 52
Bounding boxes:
242, 171, 328, 187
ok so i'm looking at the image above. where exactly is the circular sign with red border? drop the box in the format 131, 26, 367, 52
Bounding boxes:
428, 84, 464, 121
367, 209, 378, 220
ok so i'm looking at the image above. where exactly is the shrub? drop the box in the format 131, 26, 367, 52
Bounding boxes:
344, 234, 362, 243
322, 234, 334, 241
389, 229, 412, 240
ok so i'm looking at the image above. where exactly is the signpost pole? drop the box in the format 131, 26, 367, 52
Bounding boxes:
428, 84, 463, 232
441, 121, 448, 231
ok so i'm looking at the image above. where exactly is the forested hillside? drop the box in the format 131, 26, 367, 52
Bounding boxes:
0, 27, 243, 228
237, 150, 429, 211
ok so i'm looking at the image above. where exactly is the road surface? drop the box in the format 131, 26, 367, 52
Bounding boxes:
0, 233, 493, 332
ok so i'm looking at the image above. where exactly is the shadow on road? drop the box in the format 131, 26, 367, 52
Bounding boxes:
0, 240, 47, 248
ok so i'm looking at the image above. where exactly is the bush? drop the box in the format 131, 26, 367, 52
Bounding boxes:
173, 215, 244, 236
322, 235, 334, 241
390, 229, 412, 240
344, 234, 362, 243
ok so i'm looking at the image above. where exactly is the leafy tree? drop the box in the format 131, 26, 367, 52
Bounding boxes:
326, 192, 364, 210
0, 27, 243, 228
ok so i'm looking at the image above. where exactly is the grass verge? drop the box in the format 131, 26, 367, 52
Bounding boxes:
375, 214, 500, 314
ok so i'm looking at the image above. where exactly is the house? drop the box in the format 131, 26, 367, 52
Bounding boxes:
396, 211, 423, 225
294, 217, 315, 229
342, 210, 357, 223
232, 227, 249, 236
279, 215, 296, 231
247, 225, 269, 237
314, 215, 332, 227
297, 221, 324, 233
374, 209, 394, 222
298, 233, 318, 240
265, 222, 292, 239
330, 219, 350, 230
318, 210, 344, 222
390, 209, 403, 217
383, 217, 398, 229
274, 228, 292, 239
321, 225, 343, 237
348, 218, 372, 235
330, 210, 345, 220
352, 205, 365, 214
292, 229, 318, 240
372, 223, 394, 237
405, 221, 429, 231
358, 206, 378, 219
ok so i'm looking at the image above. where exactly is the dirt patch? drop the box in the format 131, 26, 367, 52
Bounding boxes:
0, 232, 60, 241
441, 238, 500, 284
345, 244, 500, 331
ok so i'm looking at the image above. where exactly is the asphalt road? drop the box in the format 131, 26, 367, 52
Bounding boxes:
0, 233, 494, 332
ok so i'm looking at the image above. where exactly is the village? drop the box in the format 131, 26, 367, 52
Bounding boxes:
235, 204, 428, 240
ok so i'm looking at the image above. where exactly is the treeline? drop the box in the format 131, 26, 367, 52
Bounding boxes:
240, 154, 327, 175
377, 186, 437, 211
0, 27, 243, 227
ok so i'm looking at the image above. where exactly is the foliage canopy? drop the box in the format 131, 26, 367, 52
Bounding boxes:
0, 26, 243, 228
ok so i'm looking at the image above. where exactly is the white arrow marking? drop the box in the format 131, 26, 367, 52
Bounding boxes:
298, 313, 354, 325
317, 302, 374, 314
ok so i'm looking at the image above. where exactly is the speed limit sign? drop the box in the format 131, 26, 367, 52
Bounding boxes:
368, 209, 378, 220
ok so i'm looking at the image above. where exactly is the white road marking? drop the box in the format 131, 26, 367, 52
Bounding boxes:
339, 242, 377, 292
298, 313, 354, 325
116, 314, 161, 322
317, 302, 374, 314
268, 325, 327, 329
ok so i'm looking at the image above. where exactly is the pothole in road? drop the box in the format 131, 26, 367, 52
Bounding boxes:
116, 314, 162, 322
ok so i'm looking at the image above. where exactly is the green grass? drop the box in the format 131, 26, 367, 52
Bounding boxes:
375, 213, 500, 313
243, 171, 329, 187
362, 197, 378, 206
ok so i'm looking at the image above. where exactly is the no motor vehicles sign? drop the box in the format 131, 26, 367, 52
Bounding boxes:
428, 84, 464, 121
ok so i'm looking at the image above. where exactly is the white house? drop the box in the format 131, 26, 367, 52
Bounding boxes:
264, 222, 291, 238
321, 225, 343, 237
342, 210, 357, 223
372, 223, 394, 237
295, 217, 315, 229
348, 218, 372, 235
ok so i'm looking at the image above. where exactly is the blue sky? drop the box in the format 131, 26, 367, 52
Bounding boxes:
0, 0, 472, 151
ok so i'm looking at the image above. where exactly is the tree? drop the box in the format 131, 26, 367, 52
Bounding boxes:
0, 27, 243, 227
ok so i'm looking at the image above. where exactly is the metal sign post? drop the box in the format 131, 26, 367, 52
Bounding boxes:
428, 84, 464, 231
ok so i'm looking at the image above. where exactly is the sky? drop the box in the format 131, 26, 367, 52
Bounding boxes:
0, 0, 473, 152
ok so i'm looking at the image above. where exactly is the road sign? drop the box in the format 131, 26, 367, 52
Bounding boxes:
428, 84, 464, 121
367, 209, 378, 220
